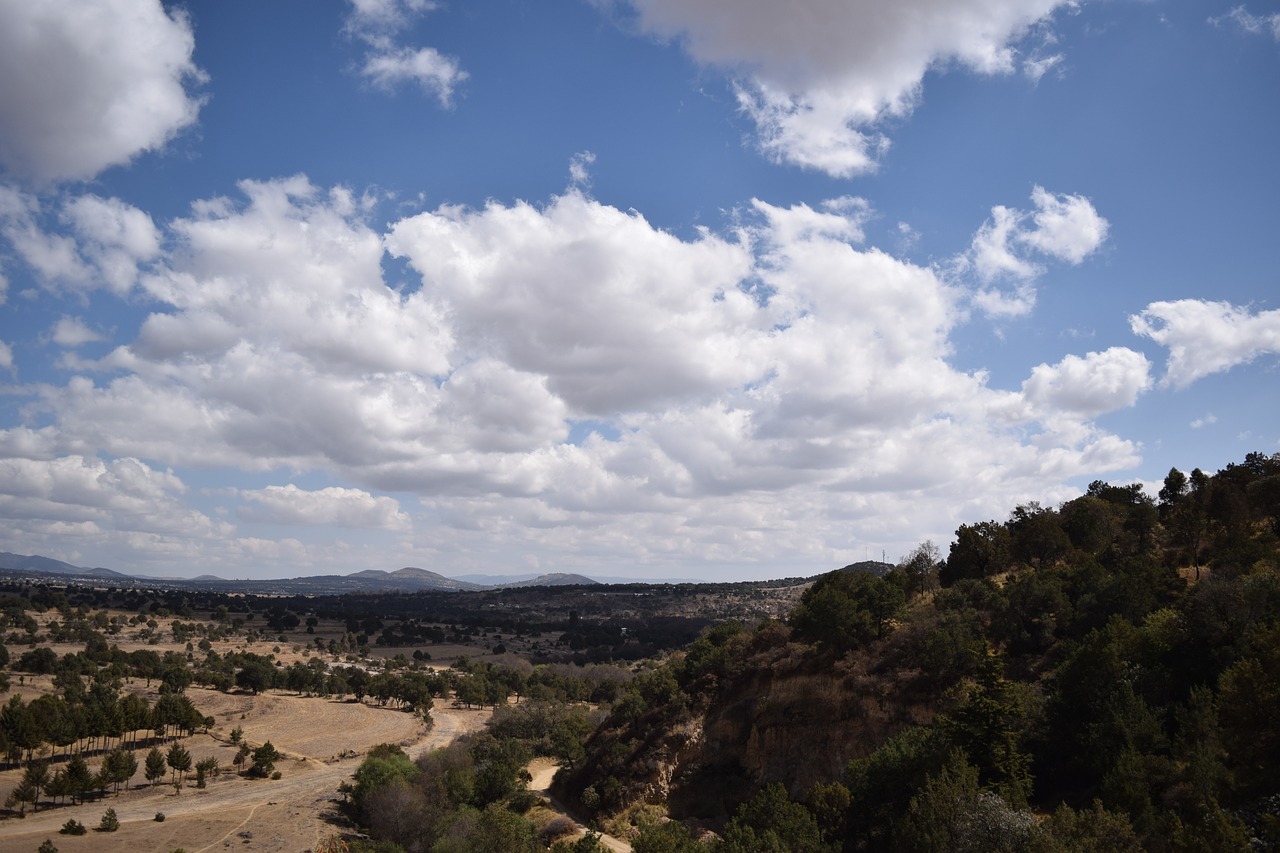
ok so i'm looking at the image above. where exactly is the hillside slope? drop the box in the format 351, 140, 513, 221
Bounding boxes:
558, 453, 1280, 851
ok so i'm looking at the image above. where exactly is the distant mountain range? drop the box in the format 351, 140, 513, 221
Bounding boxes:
0, 552, 600, 594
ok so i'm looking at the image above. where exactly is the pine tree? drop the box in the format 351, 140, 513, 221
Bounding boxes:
65, 753, 92, 804
98, 806, 119, 832
145, 746, 167, 786
166, 741, 192, 787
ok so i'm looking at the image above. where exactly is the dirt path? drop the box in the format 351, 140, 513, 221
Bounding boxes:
0, 693, 492, 853
527, 758, 633, 853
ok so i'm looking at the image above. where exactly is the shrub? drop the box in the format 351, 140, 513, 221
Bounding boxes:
59, 819, 86, 835
98, 807, 120, 832
38, 841, 58, 853
155, 811, 166, 822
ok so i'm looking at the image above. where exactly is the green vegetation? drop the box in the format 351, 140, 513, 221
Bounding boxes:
97, 805, 119, 832
558, 452, 1280, 851
59, 818, 86, 835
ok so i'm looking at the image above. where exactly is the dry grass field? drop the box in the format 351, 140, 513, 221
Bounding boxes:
0, 612, 500, 853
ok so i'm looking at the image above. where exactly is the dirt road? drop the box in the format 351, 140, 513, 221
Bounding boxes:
527, 759, 633, 853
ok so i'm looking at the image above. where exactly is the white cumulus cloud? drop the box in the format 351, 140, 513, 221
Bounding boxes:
10, 177, 1146, 577
1130, 299, 1280, 388
0, 189, 162, 294
0, 0, 205, 183
616, 0, 1071, 175
361, 46, 468, 104
1022, 347, 1153, 420
962, 186, 1108, 317
52, 317, 105, 348
238, 484, 411, 531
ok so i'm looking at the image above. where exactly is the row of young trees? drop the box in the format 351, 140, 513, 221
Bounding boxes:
4, 730, 228, 815
1, 684, 207, 768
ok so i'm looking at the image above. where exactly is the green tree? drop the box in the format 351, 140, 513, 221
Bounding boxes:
844, 725, 951, 850
432, 802, 540, 853
145, 746, 167, 786
65, 753, 92, 803
893, 754, 1037, 853
235, 658, 275, 694
195, 756, 219, 788
791, 569, 905, 652
103, 749, 137, 794
98, 806, 120, 832
166, 741, 192, 787
44, 769, 70, 805
1035, 801, 1143, 852
59, 818, 87, 835
900, 540, 942, 597
719, 783, 827, 853
1217, 623, 1280, 799
632, 819, 706, 853
468, 733, 532, 806
351, 744, 418, 819
22, 760, 50, 812
250, 741, 281, 777
941, 653, 1036, 805
8, 776, 37, 816
943, 521, 1013, 584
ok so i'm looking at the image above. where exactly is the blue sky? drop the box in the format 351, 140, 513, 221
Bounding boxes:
0, 0, 1277, 581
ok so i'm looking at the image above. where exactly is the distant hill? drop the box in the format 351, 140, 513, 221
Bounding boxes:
348, 567, 485, 592
0, 551, 790, 592
0, 552, 114, 577
836, 560, 894, 577
506, 573, 599, 587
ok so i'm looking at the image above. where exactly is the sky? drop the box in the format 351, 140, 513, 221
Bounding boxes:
0, 0, 1277, 583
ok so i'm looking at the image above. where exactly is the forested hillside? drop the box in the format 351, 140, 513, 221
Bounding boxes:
557, 452, 1280, 851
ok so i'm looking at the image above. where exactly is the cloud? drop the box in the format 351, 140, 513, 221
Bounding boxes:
1130, 299, 1280, 388
61, 195, 163, 292
0, 340, 12, 370
569, 151, 597, 188
52, 317, 105, 348
386, 189, 761, 416
361, 46, 468, 104
1190, 413, 1217, 429
1020, 186, 1110, 264
345, 0, 466, 105
0, 0, 205, 183
1022, 347, 1152, 420
348, 0, 439, 33
1023, 53, 1064, 82
1211, 6, 1280, 41
0, 189, 161, 294
960, 186, 1108, 317
616, 0, 1071, 175
0, 454, 226, 539
238, 484, 411, 531
10, 177, 1145, 575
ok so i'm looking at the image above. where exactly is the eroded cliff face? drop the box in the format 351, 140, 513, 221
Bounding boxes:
558, 634, 931, 825
668, 661, 926, 819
